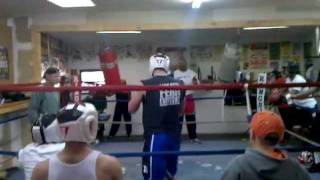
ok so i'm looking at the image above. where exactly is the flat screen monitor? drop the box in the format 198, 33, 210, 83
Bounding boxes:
80, 70, 105, 86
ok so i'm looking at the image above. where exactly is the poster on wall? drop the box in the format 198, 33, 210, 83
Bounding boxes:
248, 44, 269, 69
190, 46, 213, 61
280, 42, 292, 60
0, 47, 9, 80
136, 44, 152, 60
292, 43, 303, 62
114, 45, 134, 60
113, 44, 152, 61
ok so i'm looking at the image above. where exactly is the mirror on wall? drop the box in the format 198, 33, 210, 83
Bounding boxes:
40, 26, 318, 84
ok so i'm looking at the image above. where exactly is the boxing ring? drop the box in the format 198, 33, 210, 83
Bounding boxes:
1, 82, 320, 179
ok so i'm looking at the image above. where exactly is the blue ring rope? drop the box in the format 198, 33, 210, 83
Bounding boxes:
0, 114, 27, 125
2, 146, 320, 158
0, 150, 18, 157
110, 147, 320, 158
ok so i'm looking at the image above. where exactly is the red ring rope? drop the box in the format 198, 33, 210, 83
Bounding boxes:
0, 82, 320, 92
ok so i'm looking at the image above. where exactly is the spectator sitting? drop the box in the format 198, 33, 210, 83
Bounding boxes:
285, 64, 317, 110
221, 111, 311, 180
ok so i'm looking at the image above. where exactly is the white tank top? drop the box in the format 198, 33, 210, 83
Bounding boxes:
174, 69, 199, 95
48, 150, 101, 180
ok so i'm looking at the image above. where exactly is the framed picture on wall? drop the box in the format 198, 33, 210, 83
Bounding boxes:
0, 47, 9, 80
190, 45, 213, 61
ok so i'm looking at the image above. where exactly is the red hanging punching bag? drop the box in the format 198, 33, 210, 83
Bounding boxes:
99, 47, 121, 85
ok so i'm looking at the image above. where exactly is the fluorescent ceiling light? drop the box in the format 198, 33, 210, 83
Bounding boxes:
96, 31, 142, 34
243, 26, 288, 30
47, 0, 95, 8
192, 0, 202, 8
180, 0, 209, 8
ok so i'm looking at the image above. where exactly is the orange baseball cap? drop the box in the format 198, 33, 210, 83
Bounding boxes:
251, 111, 285, 139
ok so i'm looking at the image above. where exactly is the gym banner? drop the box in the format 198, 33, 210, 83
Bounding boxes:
0, 47, 9, 80
280, 42, 292, 60
248, 44, 269, 69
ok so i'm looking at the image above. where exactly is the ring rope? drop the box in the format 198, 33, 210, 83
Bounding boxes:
98, 120, 247, 125
110, 147, 320, 158
0, 114, 27, 125
2, 147, 320, 158
0, 150, 17, 157
1, 82, 320, 92
285, 130, 320, 147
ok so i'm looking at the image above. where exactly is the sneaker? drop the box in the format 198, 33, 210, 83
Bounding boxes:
94, 139, 100, 144
190, 138, 202, 144
97, 135, 104, 142
122, 167, 126, 175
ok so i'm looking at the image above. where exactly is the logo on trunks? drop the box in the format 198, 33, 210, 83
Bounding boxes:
143, 165, 148, 174
159, 82, 181, 107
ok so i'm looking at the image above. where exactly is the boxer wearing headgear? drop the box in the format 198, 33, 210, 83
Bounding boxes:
19, 114, 65, 180
31, 114, 63, 144
149, 53, 170, 76
129, 53, 185, 180
57, 103, 98, 144
31, 103, 123, 180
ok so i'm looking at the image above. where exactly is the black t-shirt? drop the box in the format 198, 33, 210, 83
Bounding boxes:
142, 76, 185, 140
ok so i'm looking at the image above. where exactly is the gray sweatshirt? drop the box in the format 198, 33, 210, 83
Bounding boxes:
28, 91, 60, 124
221, 148, 311, 180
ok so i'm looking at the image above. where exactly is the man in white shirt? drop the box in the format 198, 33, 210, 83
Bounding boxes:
286, 60, 320, 171
280, 64, 318, 141
174, 58, 201, 143
285, 69, 317, 109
